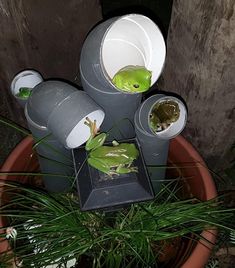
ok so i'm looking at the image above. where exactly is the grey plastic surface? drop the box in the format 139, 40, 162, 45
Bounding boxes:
134, 113, 169, 194
24, 80, 104, 192
26, 81, 77, 128
80, 17, 142, 140
47, 90, 103, 147
26, 81, 104, 148
134, 95, 169, 194
27, 123, 74, 192
73, 138, 154, 211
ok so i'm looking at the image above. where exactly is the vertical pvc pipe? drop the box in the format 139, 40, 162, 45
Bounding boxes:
10, 72, 72, 192
80, 14, 166, 140
23, 81, 104, 192
134, 94, 187, 193
25, 122, 74, 192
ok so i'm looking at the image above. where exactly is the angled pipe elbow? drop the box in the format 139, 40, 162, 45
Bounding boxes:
25, 80, 104, 149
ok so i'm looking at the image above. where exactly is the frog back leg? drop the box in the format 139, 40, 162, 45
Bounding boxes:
87, 157, 112, 175
116, 164, 138, 174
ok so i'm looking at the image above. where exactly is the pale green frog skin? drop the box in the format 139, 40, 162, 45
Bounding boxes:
149, 100, 180, 133
112, 65, 152, 93
16, 87, 32, 99
84, 117, 139, 176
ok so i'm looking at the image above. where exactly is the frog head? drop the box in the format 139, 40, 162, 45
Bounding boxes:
112, 65, 152, 93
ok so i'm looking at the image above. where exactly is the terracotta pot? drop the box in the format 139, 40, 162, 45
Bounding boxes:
0, 135, 217, 267
0, 136, 38, 260
168, 135, 217, 268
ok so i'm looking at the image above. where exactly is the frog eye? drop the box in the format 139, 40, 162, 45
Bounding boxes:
133, 84, 139, 88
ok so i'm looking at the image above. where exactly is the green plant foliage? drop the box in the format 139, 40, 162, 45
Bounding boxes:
230, 230, 235, 245
0, 182, 234, 268
0, 116, 235, 267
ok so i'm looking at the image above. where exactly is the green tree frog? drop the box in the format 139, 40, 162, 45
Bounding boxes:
84, 117, 139, 176
149, 100, 180, 133
112, 65, 152, 93
16, 87, 32, 99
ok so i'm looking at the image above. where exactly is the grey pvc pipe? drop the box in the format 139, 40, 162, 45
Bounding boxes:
10, 71, 72, 191
24, 80, 104, 192
26, 123, 74, 192
80, 14, 165, 141
134, 94, 187, 194
134, 104, 169, 193
25, 81, 104, 148
10, 70, 43, 107
80, 17, 141, 140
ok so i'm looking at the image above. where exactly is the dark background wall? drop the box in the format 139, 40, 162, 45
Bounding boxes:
0, 0, 102, 164
0, 0, 234, 173
101, 0, 173, 38
160, 0, 235, 171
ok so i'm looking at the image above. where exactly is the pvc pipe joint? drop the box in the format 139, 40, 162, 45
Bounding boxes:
134, 94, 187, 194
80, 14, 166, 140
25, 80, 105, 149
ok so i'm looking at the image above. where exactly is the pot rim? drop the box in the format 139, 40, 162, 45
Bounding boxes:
0, 135, 217, 268
0, 136, 34, 177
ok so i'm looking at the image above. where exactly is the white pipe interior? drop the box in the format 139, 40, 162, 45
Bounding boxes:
101, 14, 166, 86
66, 110, 105, 149
149, 97, 187, 139
11, 70, 43, 96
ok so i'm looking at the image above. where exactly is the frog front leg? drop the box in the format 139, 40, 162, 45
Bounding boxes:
84, 117, 106, 151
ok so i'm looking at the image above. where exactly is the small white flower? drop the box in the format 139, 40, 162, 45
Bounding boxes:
15, 259, 23, 267
6, 227, 17, 239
